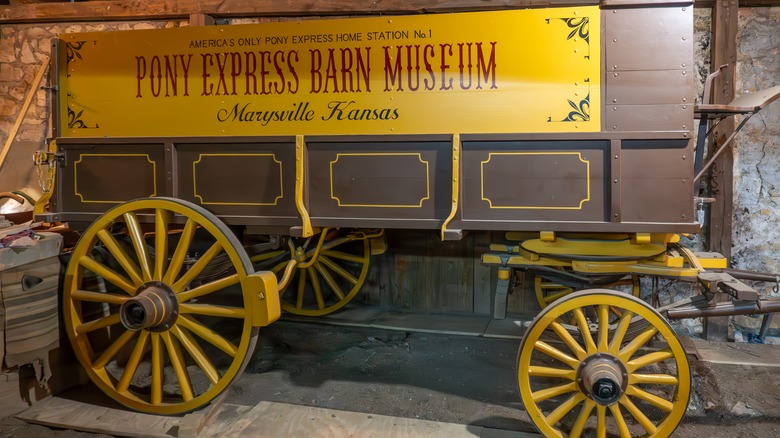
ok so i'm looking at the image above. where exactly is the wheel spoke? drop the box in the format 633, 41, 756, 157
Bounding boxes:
71, 289, 130, 306
321, 249, 365, 264
179, 303, 246, 319
569, 399, 596, 438
620, 395, 658, 435
543, 288, 571, 304
626, 348, 674, 372
597, 304, 610, 352
534, 340, 580, 369
596, 404, 607, 438
619, 325, 658, 362
177, 273, 240, 303
296, 268, 307, 309
177, 315, 238, 357
545, 392, 585, 426
80, 256, 137, 295
609, 404, 632, 438
250, 249, 285, 264
96, 229, 143, 287
161, 332, 194, 402
164, 218, 197, 284
609, 310, 634, 355
307, 267, 326, 309
319, 255, 358, 284
630, 373, 679, 386
172, 241, 223, 292
550, 321, 587, 360
116, 330, 150, 393
572, 308, 597, 355
124, 212, 152, 282
314, 261, 346, 300
626, 385, 674, 412
171, 325, 220, 385
93, 329, 137, 369
528, 365, 576, 380
532, 381, 578, 404
154, 209, 171, 281
151, 333, 164, 405
76, 313, 121, 334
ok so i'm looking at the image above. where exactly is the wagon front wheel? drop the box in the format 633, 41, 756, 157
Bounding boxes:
63, 197, 261, 415
518, 289, 690, 437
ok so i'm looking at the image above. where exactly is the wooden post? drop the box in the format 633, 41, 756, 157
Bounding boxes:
189, 13, 214, 26
703, 0, 738, 342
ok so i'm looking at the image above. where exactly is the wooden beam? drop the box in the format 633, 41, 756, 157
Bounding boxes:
703, 0, 738, 343
706, 0, 737, 260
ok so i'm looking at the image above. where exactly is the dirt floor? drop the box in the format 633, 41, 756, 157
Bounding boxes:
1, 319, 780, 437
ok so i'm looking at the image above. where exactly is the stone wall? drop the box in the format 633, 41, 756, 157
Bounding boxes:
732, 8, 780, 279
0, 21, 184, 193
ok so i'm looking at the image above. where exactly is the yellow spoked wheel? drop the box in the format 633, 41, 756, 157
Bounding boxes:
535, 276, 575, 309
251, 229, 371, 316
63, 198, 259, 415
518, 290, 690, 438
535, 275, 640, 309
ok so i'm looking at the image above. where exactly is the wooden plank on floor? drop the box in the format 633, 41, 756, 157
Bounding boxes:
692, 338, 780, 367
216, 401, 538, 438
15, 396, 181, 437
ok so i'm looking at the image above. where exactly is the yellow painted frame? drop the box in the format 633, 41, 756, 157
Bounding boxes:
192, 153, 284, 206
480, 151, 590, 209
74, 153, 157, 203
329, 152, 430, 208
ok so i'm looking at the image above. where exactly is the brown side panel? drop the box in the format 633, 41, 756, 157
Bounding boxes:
175, 143, 297, 224
58, 144, 166, 214
307, 141, 451, 226
620, 139, 694, 223
461, 141, 607, 222
604, 6, 694, 132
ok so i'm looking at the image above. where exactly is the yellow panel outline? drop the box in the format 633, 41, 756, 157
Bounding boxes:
329, 152, 430, 208
74, 153, 157, 203
192, 153, 283, 206
480, 152, 590, 209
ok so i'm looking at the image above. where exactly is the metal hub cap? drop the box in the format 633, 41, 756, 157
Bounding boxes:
576, 353, 628, 406
120, 281, 179, 332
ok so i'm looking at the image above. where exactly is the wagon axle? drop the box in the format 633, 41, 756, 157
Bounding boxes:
577, 353, 628, 406
119, 281, 178, 332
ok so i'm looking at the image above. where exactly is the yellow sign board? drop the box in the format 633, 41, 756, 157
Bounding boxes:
58, 7, 600, 137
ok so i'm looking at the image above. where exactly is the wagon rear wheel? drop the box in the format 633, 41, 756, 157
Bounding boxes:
518, 289, 690, 437
251, 229, 371, 316
63, 197, 258, 415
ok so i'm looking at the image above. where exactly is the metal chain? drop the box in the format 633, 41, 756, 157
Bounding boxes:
33, 150, 56, 194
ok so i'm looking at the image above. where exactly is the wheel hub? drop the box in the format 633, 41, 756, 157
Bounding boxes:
576, 353, 628, 406
120, 281, 179, 332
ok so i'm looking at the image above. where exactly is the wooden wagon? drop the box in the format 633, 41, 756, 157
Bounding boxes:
33, 0, 780, 436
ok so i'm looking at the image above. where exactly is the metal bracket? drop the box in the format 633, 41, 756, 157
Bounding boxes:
698, 272, 759, 301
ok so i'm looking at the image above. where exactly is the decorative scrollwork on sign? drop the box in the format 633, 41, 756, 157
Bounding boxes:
563, 93, 590, 122
67, 93, 98, 129
65, 41, 86, 77
560, 17, 589, 45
